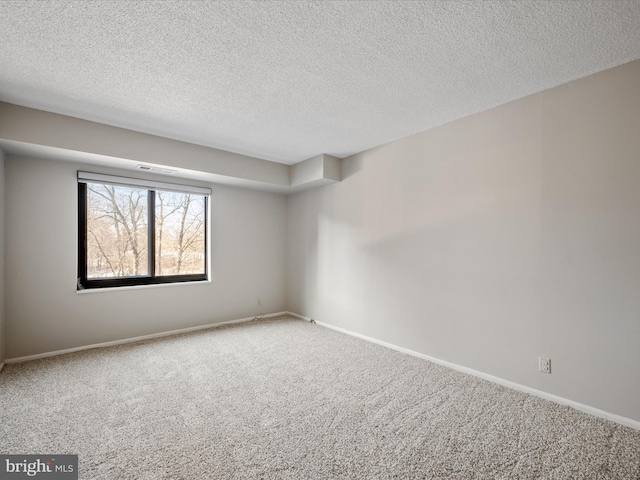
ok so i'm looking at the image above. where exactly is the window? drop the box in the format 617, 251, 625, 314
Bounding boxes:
78, 172, 210, 289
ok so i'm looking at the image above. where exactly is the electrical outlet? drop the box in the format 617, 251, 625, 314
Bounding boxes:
539, 357, 551, 374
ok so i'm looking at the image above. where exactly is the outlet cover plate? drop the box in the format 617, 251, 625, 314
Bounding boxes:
539, 357, 551, 374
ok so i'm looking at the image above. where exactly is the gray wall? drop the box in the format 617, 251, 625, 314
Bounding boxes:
287, 60, 640, 422
0, 148, 4, 364
5, 155, 288, 358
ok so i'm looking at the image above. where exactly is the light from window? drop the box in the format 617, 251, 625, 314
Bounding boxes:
155, 191, 206, 276
86, 184, 150, 279
78, 172, 209, 289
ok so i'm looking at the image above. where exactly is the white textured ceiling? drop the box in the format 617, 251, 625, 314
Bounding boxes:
1, 1, 640, 165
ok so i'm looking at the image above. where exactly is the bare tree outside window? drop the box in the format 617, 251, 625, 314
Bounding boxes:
86, 184, 149, 278
155, 191, 206, 276
79, 174, 209, 289
85, 185, 206, 280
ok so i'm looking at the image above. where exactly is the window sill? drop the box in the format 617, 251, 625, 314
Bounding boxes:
76, 278, 211, 294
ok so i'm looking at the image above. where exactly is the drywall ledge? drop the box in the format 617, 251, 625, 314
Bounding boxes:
4, 312, 290, 364
0, 102, 291, 191
284, 312, 640, 432
289, 153, 341, 191
0, 102, 345, 193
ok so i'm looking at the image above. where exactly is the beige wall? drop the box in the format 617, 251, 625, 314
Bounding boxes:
287, 60, 640, 422
0, 148, 4, 364
5, 155, 288, 358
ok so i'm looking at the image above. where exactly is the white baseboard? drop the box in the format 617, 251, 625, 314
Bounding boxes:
292, 314, 640, 432
4, 311, 290, 364
6, 310, 638, 431
286, 311, 313, 322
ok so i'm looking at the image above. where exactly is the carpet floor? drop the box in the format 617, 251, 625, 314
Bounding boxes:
1, 315, 639, 479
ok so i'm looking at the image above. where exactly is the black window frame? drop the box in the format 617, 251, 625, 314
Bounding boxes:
78, 176, 209, 290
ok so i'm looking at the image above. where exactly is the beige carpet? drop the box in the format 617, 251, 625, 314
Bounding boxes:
1, 315, 639, 479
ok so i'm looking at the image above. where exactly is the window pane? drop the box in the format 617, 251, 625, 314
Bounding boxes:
86, 184, 149, 279
155, 191, 206, 276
